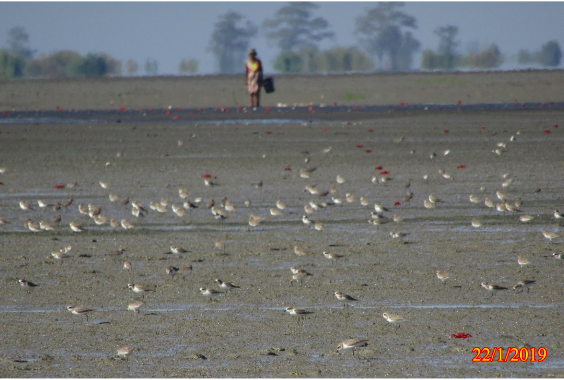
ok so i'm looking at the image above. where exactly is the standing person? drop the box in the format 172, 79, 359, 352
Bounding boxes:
245, 48, 263, 107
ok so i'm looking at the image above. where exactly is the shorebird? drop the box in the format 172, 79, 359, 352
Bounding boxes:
276, 200, 286, 210
517, 256, 531, 268
314, 221, 324, 231
199, 287, 223, 301
19, 279, 39, 291
37, 200, 52, 208
172, 204, 185, 217
67, 305, 94, 324
436, 270, 449, 284
169, 246, 188, 254
481, 282, 508, 297
19, 200, 33, 211
248, 214, 265, 228
166, 266, 179, 277
215, 279, 240, 291
117, 346, 133, 360
284, 307, 313, 318
270, 208, 283, 216
336, 339, 369, 357
121, 219, 134, 229
390, 231, 407, 239
302, 215, 312, 225
513, 280, 536, 293
69, 222, 85, 232
294, 245, 308, 256
484, 197, 495, 208
469, 194, 480, 204
99, 181, 109, 189
519, 215, 534, 223
26, 220, 42, 232
179, 188, 189, 199
374, 203, 389, 213
542, 230, 558, 242
554, 210, 564, 220
382, 312, 407, 328
127, 300, 145, 315
423, 200, 436, 209
39, 220, 54, 231
109, 194, 120, 202
177, 265, 193, 279
94, 215, 108, 225
323, 251, 344, 262
52, 251, 71, 262
336, 175, 345, 184
128, 283, 154, 299
290, 268, 313, 285
428, 194, 443, 204
215, 239, 226, 254
334, 291, 358, 307
471, 218, 482, 228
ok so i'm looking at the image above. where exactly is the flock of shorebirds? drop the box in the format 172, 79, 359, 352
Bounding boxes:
5, 123, 564, 361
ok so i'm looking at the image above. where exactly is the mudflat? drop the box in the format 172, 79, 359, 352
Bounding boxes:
0, 71, 563, 377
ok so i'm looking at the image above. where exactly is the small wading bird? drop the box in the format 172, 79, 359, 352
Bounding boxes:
67, 305, 94, 324
382, 312, 407, 328
334, 291, 358, 307
336, 339, 369, 358
481, 282, 508, 297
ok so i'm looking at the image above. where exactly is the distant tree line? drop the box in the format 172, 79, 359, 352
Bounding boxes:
1, 3, 563, 79
420, 25, 505, 70
0, 26, 201, 80
518, 40, 562, 67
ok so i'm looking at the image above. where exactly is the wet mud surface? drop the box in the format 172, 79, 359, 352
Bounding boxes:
1, 73, 564, 377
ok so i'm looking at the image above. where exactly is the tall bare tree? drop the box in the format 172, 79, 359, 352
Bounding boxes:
355, 2, 419, 71
263, 2, 334, 52
208, 11, 257, 74
7, 26, 35, 59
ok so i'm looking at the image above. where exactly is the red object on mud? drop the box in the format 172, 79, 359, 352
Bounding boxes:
265, 131, 272, 135
200, 174, 212, 178
443, 129, 449, 134
118, 107, 126, 112
543, 129, 550, 134
394, 201, 401, 206
356, 145, 363, 148
368, 129, 374, 132
365, 149, 372, 153
55, 184, 65, 189
375, 166, 383, 170
172, 116, 180, 120
284, 167, 291, 171
456, 164, 466, 169
333, 101, 338, 107
553, 124, 558, 128
380, 170, 390, 175
451, 332, 472, 339
457, 100, 462, 105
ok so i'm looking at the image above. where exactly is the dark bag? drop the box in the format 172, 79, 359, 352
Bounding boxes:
262, 77, 275, 94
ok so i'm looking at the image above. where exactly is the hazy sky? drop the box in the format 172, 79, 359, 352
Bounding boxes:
1, 1, 563, 75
